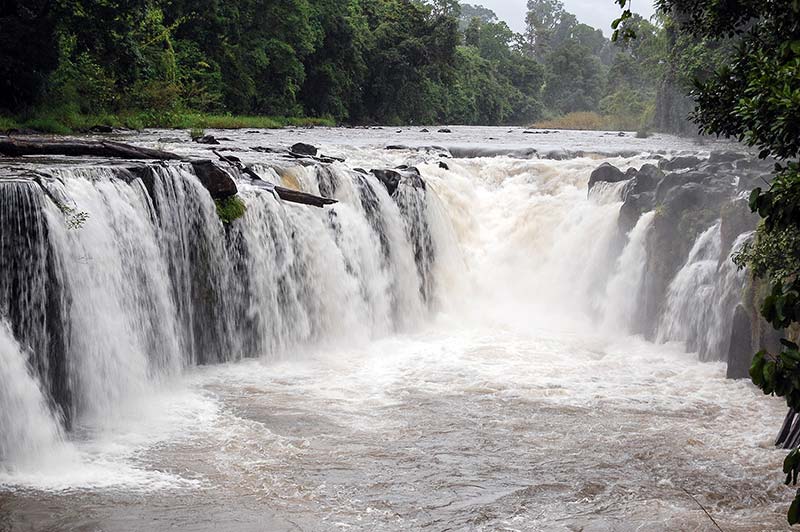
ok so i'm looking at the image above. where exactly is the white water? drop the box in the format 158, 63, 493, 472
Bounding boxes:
603, 210, 656, 333
0, 320, 63, 467
0, 133, 789, 530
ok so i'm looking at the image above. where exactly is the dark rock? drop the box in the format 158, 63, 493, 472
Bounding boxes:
726, 305, 753, 379
371, 169, 401, 196
625, 167, 638, 178
158, 137, 184, 143
720, 198, 758, 255
631, 164, 664, 194
709, 151, 747, 165
217, 152, 242, 163
191, 160, 238, 199
371, 167, 426, 196
439, 161, 449, 170
290, 142, 318, 156
660, 155, 703, 171
251, 146, 279, 153
196, 135, 220, 145
386, 145, 408, 150
89, 125, 113, 133
438, 128, 452, 133
420, 128, 430, 133
618, 131, 626, 137
619, 191, 655, 234
588, 162, 627, 191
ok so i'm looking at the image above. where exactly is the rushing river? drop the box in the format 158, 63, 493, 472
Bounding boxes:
0, 127, 791, 531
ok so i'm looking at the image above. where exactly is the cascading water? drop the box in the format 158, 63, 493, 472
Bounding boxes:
0, 319, 65, 468
602, 210, 656, 333
0, 130, 788, 531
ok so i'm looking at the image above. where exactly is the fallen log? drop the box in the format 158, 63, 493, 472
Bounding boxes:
274, 185, 337, 208
0, 137, 181, 160
212, 150, 337, 208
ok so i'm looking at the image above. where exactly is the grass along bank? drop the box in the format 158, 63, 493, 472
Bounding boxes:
533, 112, 651, 136
0, 111, 335, 135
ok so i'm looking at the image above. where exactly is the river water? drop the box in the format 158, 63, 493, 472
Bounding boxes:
0, 127, 791, 531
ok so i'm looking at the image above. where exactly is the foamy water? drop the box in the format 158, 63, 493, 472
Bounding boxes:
0, 129, 789, 531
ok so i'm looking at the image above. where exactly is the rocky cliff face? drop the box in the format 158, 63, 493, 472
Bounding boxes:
590, 151, 776, 377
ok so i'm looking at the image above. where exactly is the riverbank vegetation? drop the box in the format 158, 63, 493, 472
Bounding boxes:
2, 0, 697, 133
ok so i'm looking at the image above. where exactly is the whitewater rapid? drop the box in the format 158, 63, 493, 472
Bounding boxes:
0, 128, 790, 531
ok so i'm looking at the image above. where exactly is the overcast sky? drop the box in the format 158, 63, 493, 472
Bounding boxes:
473, 0, 657, 36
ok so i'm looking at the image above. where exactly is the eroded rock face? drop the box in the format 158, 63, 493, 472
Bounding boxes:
598, 150, 769, 369
191, 160, 238, 199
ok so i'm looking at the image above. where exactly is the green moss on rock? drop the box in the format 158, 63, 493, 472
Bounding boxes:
215, 196, 246, 224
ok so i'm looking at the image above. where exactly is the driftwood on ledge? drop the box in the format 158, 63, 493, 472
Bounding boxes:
0, 137, 181, 160
212, 150, 337, 208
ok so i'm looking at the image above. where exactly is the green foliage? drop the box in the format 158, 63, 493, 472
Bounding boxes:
215, 196, 247, 224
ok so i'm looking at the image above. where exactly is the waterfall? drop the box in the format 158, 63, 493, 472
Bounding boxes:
0, 319, 65, 468
0, 160, 434, 465
656, 228, 753, 360
0, 148, 763, 482
602, 211, 656, 333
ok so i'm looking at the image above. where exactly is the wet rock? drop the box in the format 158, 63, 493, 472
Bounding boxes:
251, 146, 279, 153
191, 160, 238, 199
439, 161, 449, 170
726, 305, 753, 379
371, 169, 401, 196
619, 191, 655, 234
660, 155, 703, 171
290, 142, 317, 156
709, 151, 747, 165
420, 128, 430, 133
371, 167, 426, 196
438, 128, 452, 133
588, 162, 627, 191
631, 164, 664, 194
386, 145, 408, 150
158, 137, 184, 143
195, 135, 220, 145
89, 125, 113, 133
720, 198, 758, 255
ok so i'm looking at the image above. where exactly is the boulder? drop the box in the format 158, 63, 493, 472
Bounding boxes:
588, 162, 627, 191
371, 168, 426, 196
371, 169, 401, 196
438, 128, 452, 133
290, 142, 318, 156
631, 164, 664, 194
660, 155, 703, 171
195, 135, 220, 145
191, 160, 238, 199
709, 151, 747, 165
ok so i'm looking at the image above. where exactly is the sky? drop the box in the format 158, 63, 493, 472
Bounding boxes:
473, 0, 657, 36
